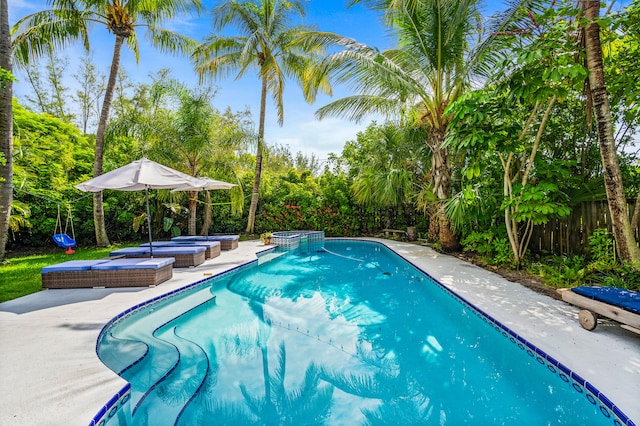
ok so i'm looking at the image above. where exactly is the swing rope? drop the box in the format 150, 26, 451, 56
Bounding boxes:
54, 203, 76, 241
55, 205, 63, 236
65, 203, 76, 241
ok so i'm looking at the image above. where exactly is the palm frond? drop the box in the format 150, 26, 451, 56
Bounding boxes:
316, 94, 401, 122
146, 28, 199, 57
11, 9, 95, 67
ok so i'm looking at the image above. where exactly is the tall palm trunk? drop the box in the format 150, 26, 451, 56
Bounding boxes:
245, 75, 268, 234
201, 190, 212, 236
431, 133, 458, 251
188, 190, 198, 235
92, 35, 126, 247
582, 0, 640, 265
0, 0, 12, 261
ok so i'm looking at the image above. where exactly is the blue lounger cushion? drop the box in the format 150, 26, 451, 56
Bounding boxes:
571, 286, 640, 315
172, 235, 238, 241
91, 258, 175, 270
140, 241, 221, 248
41, 259, 111, 273
110, 246, 206, 256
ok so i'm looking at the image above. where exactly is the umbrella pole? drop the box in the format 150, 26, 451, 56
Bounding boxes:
145, 187, 154, 258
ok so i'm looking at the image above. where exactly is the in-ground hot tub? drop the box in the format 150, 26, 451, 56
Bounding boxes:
272, 230, 325, 250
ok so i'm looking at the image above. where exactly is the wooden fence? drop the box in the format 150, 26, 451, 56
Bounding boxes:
530, 201, 638, 256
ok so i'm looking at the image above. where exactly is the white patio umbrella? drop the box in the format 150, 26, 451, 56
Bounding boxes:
171, 177, 237, 237
170, 177, 236, 192
75, 157, 206, 256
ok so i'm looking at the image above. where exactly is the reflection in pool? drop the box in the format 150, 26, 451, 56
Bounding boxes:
96, 240, 627, 425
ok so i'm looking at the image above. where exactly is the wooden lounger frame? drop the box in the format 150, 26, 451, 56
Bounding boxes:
558, 288, 640, 334
42, 264, 173, 289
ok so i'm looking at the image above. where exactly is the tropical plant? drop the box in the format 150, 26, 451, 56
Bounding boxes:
12, 0, 204, 247
314, 0, 519, 251
193, 0, 334, 233
109, 73, 248, 235
445, 3, 597, 265
8, 199, 31, 236
344, 122, 426, 229
259, 231, 272, 244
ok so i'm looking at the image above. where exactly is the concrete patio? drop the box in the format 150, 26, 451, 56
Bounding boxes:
0, 239, 638, 425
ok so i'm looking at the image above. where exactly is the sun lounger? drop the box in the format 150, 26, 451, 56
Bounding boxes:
41, 258, 174, 289
171, 235, 239, 250
558, 286, 640, 334
139, 241, 221, 259
109, 246, 206, 268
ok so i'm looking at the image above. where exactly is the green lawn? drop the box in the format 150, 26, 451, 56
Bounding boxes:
0, 246, 126, 303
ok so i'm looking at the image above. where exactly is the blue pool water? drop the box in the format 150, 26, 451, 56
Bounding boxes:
96, 240, 627, 425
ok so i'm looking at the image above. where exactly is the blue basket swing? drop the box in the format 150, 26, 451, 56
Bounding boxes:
53, 204, 76, 254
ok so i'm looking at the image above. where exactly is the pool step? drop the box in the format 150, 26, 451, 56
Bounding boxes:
98, 286, 216, 412
133, 327, 209, 425
257, 250, 287, 265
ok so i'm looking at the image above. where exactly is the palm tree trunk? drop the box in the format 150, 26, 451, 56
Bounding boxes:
0, 0, 13, 261
631, 190, 640, 233
92, 35, 126, 247
188, 190, 197, 235
245, 76, 268, 234
201, 191, 212, 236
431, 134, 458, 251
582, 0, 640, 265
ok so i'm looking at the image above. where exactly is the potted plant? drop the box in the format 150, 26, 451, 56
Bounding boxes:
260, 232, 272, 245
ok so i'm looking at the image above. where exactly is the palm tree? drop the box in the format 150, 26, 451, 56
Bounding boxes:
315, 0, 517, 251
0, 0, 12, 262
146, 77, 247, 235
350, 122, 427, 229
193, 0, 333, 234
11, 0, 203, 247
580, 0, 640, 265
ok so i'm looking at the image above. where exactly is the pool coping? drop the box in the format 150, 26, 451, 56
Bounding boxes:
1, 239, 638, 425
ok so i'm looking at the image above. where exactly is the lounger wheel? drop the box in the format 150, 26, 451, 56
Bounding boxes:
578, 309, 598, 331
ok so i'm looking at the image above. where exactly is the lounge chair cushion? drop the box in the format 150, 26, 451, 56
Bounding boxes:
172, 235, 239, 242
110, 246, 206, 256
571, 286, 640, 315
91, 258, 174, 270
42, 260, 111, 273
140, 241, 221, 248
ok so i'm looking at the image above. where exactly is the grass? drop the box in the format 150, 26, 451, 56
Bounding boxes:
0, 246, 128, 303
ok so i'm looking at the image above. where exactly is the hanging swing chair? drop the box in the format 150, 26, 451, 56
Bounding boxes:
53, 204, 76, 253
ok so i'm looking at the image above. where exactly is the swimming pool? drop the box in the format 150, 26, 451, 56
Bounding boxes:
94, 240, 630, 425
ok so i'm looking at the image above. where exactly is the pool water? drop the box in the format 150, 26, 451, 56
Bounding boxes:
97, 240, 624, 425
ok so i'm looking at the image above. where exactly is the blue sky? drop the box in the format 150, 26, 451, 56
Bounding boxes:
7, 0, 630, 161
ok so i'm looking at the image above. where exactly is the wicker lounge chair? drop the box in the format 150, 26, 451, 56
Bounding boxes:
171, 235, 239, 250
109, 246, 206, 268
41, 258, 174, 289
140, 241, 221, 259
558, 286, 640, 334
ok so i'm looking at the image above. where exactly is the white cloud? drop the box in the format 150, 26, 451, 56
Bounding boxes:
268, 117, 371, 160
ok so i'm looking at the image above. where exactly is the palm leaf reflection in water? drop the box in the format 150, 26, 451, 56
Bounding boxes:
103, 243, 616, 425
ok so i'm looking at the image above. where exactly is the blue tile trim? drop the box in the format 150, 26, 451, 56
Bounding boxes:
88, 383, 130, 426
